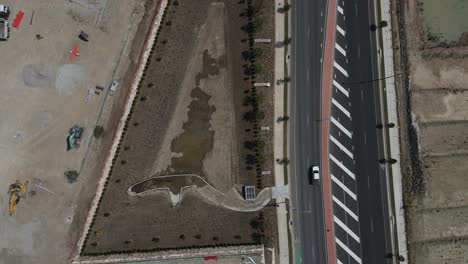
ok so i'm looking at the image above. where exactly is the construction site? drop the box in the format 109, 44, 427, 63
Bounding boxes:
392, 0, 468, 263
0, 0, 162, 263
0, 0, 278, 263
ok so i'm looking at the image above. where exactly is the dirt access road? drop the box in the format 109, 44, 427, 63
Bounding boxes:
0, 0, 158, 263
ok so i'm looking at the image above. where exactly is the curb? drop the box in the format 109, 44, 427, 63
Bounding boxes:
378, 0, 409, 262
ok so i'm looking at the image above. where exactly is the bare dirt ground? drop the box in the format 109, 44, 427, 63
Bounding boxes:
0, 0, 159, 263
394, 0, 468, 263
81, 0, 269, 255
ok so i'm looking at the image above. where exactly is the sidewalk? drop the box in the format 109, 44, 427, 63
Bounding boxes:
377, 0, 409, 262
273, 0, 290, 263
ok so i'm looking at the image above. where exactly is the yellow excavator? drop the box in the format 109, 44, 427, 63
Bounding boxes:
8, 181, 26, 216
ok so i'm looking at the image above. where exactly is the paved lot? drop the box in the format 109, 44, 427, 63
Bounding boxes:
0, 0, 146, 263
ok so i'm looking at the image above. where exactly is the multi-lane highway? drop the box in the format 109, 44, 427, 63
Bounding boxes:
290, 0, 393, 263
344, 0, 393, 262
290, 0, 327, 263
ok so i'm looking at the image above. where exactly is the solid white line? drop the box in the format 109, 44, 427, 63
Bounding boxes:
330, 135, 353, 158
332, 98, 351, 118
333, 195, 359, 221
337, 25, 346, 36
336, 237, 362, 264
334, 61, 349, 77
330, 154, 355, 180
335, 43, 346, 56
331, 117, 352, 138
331, 174, 357, 200
333, 79, 349, 97
334, 215, 361, 243
338, 6, 344, 15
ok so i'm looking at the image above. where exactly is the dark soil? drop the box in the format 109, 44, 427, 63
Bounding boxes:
170, 87, 215, 175
82, 0, 263, 255
168, 49, 226, 176
84, 192, 259, 253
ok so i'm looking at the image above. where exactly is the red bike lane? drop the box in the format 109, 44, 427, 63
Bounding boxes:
321, 0, 337, 262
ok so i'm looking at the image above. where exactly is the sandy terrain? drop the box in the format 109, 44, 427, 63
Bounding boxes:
393, 0, 468, 263
0, 0, 158, 263
422, 155, 468, 208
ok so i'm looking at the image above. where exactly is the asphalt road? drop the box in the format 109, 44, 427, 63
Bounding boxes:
290, 0, 328, 263
291, 0, 393, 263
344, 0, 393, 262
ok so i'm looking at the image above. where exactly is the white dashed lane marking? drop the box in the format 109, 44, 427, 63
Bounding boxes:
336, 237, 362, 264
331, 116, 352, 138
337, 24, 346, 36
330, 135, 353, 158
333, 79, 349, 97
334, 61, 349, 77
334, 215, 360, 243
330, 154, 355, 180
332, 98, 351, 118
333, 195, 359, 221
335, 43, 347, 57
331, 174, 357, 200
338, 5, 344, 15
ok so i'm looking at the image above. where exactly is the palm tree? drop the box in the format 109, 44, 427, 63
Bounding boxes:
244, 140, 257, 150
379, 20, 388, 28
246, 63, 262, 75
244, 109, 265, 122
246, 154, 257, 165
244, 140, 265, 151
282, 4, 291, 12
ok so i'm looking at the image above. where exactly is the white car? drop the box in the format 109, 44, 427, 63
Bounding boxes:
308, 165, 320, 184
109, 80, 119, 95
0, 5, 10, 19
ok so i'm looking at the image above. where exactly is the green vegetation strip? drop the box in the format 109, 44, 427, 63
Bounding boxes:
282, 1, 289, 185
